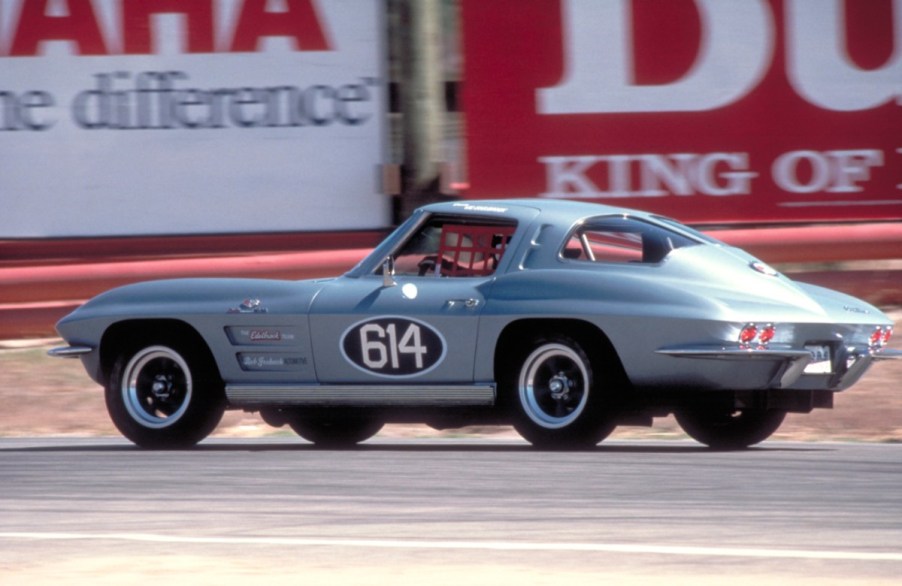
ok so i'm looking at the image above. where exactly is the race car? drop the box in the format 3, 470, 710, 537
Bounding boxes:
50, 199, 899, 449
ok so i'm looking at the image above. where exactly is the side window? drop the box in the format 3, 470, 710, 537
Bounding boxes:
563, 217, 697, 264
393, 219, 516, 277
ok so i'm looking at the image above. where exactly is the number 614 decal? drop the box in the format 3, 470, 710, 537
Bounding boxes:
341, 317, 446, 377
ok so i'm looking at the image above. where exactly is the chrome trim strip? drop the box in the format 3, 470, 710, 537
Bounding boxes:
225, 384, 496, 407
48, 345, 94, 359
656, 347, 813, 361
872, 348, 902, 361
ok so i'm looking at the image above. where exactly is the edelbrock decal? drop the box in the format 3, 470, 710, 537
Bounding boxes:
226, 326, 299, 346
341, 316, 446, 378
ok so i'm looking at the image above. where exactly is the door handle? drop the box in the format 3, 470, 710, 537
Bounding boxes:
446, 298, 480, 308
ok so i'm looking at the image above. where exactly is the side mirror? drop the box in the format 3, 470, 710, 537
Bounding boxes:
382, 257, 397, 288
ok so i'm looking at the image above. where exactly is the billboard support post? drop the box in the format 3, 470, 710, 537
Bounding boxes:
397, 0, 445, 220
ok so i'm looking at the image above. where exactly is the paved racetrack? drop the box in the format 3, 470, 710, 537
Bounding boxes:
1, 438, 901, 585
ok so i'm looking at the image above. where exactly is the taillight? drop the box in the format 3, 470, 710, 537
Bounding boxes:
739, 323, 776, 349
869, 326, 894, 349
739, 324, 758, 346
870, 327, 884, 348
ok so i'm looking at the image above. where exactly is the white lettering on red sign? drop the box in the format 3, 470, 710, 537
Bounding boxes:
786, 0, 902, 111
539, 153, 757, 198
540, 149, 888, 199
772, 149, 885, 194
538, 0, 902, 114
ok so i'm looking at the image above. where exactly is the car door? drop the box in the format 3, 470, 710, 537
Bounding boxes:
308, 273, 491, 383
308, 218, 517, 384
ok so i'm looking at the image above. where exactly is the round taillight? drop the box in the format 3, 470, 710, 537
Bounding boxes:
882, 327, 893, 347
758, 324, 776, 345
870, 327, 884, 347
739, 324, 758, 346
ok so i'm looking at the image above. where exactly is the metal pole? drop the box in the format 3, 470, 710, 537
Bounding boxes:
397, 0, 445, 219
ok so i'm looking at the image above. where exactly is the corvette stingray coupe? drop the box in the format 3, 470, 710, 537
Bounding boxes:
51, 199, 899, 449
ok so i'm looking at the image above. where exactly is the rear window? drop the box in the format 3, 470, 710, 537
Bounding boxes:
652, 215, 722, 245
562, 217, 699, 264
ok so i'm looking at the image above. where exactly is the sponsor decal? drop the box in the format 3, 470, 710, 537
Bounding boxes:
228, 298, 267, 314
451, 203, 509, 213
341, 316, 446, 378
226, 326, 299, 345
238, 353, 307, 371
249, 329, 282, 342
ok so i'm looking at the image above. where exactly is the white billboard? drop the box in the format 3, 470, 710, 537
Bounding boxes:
0, 0, 389, 237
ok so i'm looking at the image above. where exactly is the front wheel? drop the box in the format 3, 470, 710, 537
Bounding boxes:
675, 409, 786, 449
106, 341, 225, 449
507, 335, 616, 449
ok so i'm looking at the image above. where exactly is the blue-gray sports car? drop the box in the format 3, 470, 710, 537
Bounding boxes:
51, 199, 899, 449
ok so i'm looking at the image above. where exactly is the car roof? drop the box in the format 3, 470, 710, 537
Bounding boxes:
346, 198, 693, 278
419, 198, 657, 226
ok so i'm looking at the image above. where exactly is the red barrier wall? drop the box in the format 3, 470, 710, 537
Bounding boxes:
1, 224, 900, 340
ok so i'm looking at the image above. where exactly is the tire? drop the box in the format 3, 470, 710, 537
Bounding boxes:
288, 416, 384, 448
507, 335, 616, 449
106, 340, 226, 449
675, 409, 786, 449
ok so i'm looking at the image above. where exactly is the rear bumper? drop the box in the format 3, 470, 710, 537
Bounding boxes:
656, 343, 895, 391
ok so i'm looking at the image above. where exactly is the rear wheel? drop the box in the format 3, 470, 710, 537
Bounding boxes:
106, 340, 225, 449
507, 335, 616, 449
675, 409, 786, 449
288, 416, 384, 448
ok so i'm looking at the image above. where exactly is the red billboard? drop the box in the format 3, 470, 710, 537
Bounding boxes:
461, 0, 902, 224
